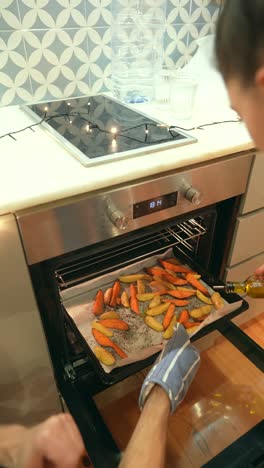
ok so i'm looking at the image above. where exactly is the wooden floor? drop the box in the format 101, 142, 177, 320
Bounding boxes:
94, 313, 264, 467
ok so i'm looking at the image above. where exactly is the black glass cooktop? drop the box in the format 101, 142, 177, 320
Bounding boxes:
24, 95, 196, 167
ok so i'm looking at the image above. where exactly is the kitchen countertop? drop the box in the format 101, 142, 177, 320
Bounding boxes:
0, 98, 254, 216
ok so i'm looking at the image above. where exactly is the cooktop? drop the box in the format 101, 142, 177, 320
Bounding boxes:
23, 95, 196, 167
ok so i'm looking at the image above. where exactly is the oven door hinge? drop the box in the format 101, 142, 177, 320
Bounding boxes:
64, 362, 76, 382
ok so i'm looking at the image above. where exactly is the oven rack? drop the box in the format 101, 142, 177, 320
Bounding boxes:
56, 217, 206, 290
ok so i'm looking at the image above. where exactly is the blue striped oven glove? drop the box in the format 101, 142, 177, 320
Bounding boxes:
139, 324, 200, 413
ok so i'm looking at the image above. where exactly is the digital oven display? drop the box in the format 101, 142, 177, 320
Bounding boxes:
133, 192, 178, 219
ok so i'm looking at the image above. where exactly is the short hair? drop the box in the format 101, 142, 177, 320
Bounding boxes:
215, 0, 264, 85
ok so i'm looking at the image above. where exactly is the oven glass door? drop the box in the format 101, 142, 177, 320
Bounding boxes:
91, 330, 264, 468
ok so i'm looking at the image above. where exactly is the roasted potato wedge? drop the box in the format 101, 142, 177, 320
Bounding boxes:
146, 302, 170, 317
211, 292, 224, 310
94, 346, 116, 366
145, 316, 164, 332
190, 305, 212, 320
149, 295, 161, 309
100, 311, 119, 320
119, 274, 151, 283
196, 290, 213, 305
163, 316, 177, 339
92, 321, 113, 337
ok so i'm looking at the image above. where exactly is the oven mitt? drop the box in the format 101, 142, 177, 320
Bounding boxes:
139, 324, 200, 413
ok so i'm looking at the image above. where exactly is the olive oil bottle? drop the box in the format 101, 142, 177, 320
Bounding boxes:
214, 275, 264, 298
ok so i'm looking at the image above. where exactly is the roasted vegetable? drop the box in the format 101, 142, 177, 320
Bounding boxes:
100, 311, 120, 320
146, 302, 170, 317
184, 321, 199, 329
92, 329, 127, 358
152, 277, 177, 290
190, 305, 212, 321
92, 321, 113, 337
144, 316, 164, 332
178, 309, 190, 324
163, 303, 175, 330
104, 287, 112, 306
94, 346, 116, 366
162, 299, 189, 307
121, 291, 130, 308
136, 293, 155, 302
163, 316, 177, 339
165, 289, 196, 299
137, 279, 146, 294
149, 295, 161, 309
159, 259, 193, 273
98, 319, 129, 330
130, 284, 140, 314
196, 290, 213, 305
119, 274, 151, 283
93, 289, 104, 315
110, 280, 121, 307
211, 292, 224, 310
186, 325, 199, 335
186, 273, 209, 296
146, 266, 165, 277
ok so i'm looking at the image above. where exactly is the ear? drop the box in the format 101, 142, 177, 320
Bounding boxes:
255, 66, 264, 88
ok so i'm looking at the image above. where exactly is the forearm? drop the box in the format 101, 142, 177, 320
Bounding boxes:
0, 425, 27, 468
119, 385, 170, 468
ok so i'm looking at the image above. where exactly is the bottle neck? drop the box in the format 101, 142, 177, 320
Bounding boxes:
226, 281, 246, 295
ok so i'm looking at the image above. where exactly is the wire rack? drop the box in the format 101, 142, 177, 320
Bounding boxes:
56, 217, 206, 290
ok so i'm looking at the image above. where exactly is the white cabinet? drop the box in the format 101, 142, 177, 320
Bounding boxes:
240, 151, 264, 214
225, 151, 264, 321
228, 209, 264, 266
226, 151, 264, 271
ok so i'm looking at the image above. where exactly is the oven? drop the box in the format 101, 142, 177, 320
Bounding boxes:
16, 151, 264, 468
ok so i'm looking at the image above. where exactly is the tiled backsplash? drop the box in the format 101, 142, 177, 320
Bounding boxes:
0, 0, 220, 106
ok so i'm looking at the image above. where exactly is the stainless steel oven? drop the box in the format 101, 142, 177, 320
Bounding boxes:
16, 151, 264, 468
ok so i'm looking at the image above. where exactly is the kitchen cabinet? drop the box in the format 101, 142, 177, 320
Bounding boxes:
225, 151, 264, 341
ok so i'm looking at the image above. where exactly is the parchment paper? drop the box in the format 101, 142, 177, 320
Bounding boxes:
61, 249, 242, 373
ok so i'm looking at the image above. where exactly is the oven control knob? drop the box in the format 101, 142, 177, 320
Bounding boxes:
110, 210, 129, 230
185, 187, 203, 205
105, 200, 129, 230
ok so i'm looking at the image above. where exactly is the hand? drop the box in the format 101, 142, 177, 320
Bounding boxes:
13, 414, 87, 468
139, 324, 200, 413
255, 264, 264, 275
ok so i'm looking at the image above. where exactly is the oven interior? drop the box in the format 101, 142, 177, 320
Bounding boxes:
30, 200, 249, 387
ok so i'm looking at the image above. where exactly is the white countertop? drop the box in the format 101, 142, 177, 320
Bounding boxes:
0, 95, 254, 217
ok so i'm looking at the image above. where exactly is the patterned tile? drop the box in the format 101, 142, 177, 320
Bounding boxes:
0, 0, 21, 30
88, 27, 111, 94
0, 0, 220, 106
23, 29, 91, 101
18, 0, 87, 30
86, 0, 112, 27
0, 30, 32, 106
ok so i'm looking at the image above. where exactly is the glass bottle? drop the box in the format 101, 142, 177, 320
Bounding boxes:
214, 275, 264, 298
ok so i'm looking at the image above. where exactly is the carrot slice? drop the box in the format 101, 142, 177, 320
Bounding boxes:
93, 289, 104, 315
163, 303, 175, 330
110, 280, 121, 307
184, 321, 198, 329
130, 284, 140, 314
162, 299, 189, 306
160, 259, 194, 273
92, 329, 127, 359
98, 319, 129, 330
165, 290, 196, 299
162, 272, 187, 285
186, 273, 209, 296
146, 266, 165, 277
178, 309, 189, 324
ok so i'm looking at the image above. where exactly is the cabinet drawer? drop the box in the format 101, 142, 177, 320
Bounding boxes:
228, 209, 264, 266
240, 152, 264, 214
225, 253, 264, 280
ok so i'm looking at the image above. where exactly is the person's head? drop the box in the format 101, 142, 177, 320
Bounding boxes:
215, 0, 264, 149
